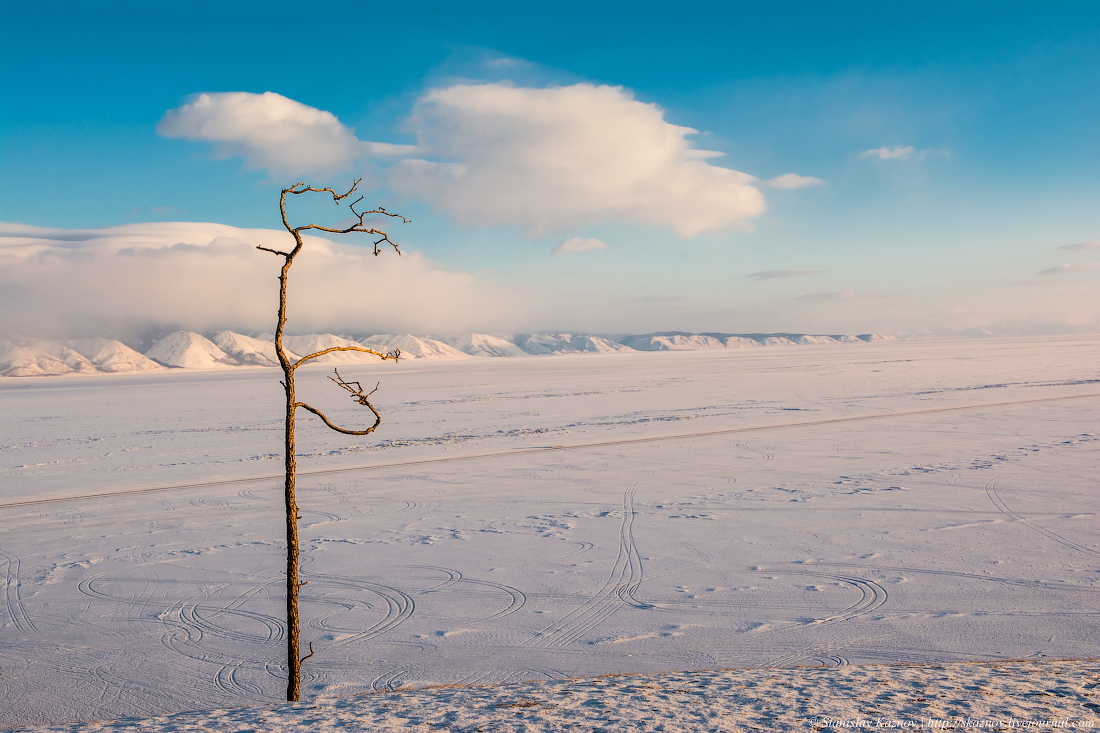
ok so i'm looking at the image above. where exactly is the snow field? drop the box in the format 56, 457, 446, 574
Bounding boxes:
2, 335, 1099, 728
14, 659, 1100, 732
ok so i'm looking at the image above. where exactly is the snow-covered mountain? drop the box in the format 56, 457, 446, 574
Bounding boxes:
212, 331, 295, 367
796, 335, 838, 345
514, 333, 631, 354
0, 338, 163, 376
67, 338, 164, 372
2, 330, 902, 376
359, 334, 470, 360
623, 334, 726, 351
145, 331, 241, 369
724, 336, 762, 348
1, 341, 96, 377
568, 335, 634, 353
444, 333, 529, 357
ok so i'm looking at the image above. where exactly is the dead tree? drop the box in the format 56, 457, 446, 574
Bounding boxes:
258, 180, 408, 702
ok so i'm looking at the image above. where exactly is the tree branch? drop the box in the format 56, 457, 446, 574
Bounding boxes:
299, 641, 315, 665
292, 346, 401, 371
285, 179, 361, 204
296, 400, 381, 436
256, 245, 291, 257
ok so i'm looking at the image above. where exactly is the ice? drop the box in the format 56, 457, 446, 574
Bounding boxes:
2, 335, 1099, 728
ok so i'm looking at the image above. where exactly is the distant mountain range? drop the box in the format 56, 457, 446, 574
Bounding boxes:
0, 330, 898, 377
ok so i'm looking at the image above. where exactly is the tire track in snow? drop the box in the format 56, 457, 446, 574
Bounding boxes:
785, 572, 889, 629
760, 639, 870, 669
985, 476, 1100, 559
408, 565, 526, 620
522, 484, 649, 651
0, 548, 37, 634
813, 561, 1100, 592
6, 391, 1097, 509
301, 573, 414, 647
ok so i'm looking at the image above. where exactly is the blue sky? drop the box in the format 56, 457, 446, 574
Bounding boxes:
1, 1, 1098, 339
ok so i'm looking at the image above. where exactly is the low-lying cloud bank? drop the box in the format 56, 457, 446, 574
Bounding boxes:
0, 221, 508, 343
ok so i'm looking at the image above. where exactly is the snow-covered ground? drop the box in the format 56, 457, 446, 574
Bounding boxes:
15, 660, 1100, 732
2, 335, 1099, 729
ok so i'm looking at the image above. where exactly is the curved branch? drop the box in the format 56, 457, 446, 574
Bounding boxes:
292, 346, 400, 371
296, 400, 381, 436
285, 179, 361, 204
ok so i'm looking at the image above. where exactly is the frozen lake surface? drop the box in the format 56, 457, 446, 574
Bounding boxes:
2, 335, 1099, 727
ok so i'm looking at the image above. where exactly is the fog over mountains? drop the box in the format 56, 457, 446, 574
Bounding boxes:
1, 330, 898, 377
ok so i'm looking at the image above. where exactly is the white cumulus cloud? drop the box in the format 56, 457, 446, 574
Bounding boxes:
388, 83, 768, 237
858, 145, 915, 160
157, 92, 417, 176
552, 237, 607, 255
763, 173, 825, 189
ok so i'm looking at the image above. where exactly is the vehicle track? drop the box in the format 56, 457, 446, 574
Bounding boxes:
6, 391, 1097, 509
300, 573, 415, 646
811, 561, 1100, 591
985, 476, 1100, 559
0, 548, 37, 634
760, 640, 859, 669
785, 572, 889, 629
522, 484, 648, 649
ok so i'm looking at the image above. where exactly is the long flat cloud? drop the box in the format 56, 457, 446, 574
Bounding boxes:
1040, 262, 1100, 275
0, 221, 504, 341
1058, 240, 1100, 251
747, 270, 824, 279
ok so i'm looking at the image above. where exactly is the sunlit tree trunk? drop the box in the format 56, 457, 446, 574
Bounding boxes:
258, 180, 408, 701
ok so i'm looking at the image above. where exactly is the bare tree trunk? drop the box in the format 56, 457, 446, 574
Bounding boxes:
284, 372, 301, 701
259, 180, 406, 702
